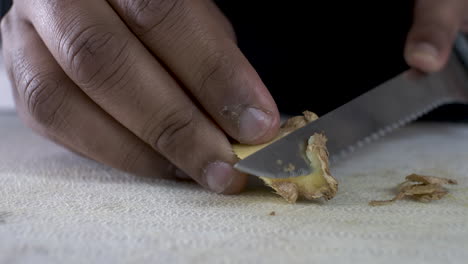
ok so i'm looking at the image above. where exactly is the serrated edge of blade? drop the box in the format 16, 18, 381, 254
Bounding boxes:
329, 97, 457, 163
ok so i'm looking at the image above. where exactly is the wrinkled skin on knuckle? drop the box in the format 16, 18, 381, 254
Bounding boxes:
119, 0, 185, 36
57, 19, 132, 90
5, 46, 65, 130
13, 64, 68, 130
196, 48, 237, 98
142, 106, 195, 160
2, 2, 70, 134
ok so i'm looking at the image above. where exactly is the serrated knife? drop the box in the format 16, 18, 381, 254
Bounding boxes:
234, 34, 468, 179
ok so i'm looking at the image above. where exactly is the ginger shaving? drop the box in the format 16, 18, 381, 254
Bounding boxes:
232, 111, 338, 203
369, 173, 458, 206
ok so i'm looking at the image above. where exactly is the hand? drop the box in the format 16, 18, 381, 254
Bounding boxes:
0, 0, 280, 194
405, 0, 468, 72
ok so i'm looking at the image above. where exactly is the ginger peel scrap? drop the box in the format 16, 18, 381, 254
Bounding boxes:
369, 174, 458, 206
232, 111, 338, 203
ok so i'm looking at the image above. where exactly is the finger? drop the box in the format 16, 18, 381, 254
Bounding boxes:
405, 0, 467, 72
1, 9, 178, 180
203, 0, 237, 42
109, 0, 280, 144
18, 0, 247, 194
461, 17, 468, 32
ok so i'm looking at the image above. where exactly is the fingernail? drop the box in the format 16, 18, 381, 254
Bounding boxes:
204, 161, 238, 193
239, 107, 272, 142
410, 42, 439, 66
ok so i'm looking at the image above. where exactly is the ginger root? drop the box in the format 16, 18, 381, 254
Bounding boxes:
232, 111, 338, 203
369, 174, 458, 206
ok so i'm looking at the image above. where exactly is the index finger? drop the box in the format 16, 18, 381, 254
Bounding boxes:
19, 0, 247, 194
109, 0, 281, 144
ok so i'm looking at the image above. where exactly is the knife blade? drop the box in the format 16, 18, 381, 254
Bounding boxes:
234, 38, 468, 179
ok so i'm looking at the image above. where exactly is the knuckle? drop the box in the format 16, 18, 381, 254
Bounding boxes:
58, 21, 132, 90
10, 53, 68, 130
120, 0, 185, 36
142, 106, 195, 155
196, 48, 236, 96
20, 72, 67, 130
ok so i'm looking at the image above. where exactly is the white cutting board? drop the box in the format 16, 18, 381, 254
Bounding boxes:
0, 112, 467, 264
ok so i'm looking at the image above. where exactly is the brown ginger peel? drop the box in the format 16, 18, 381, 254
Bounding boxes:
232, 111, 338, 203
369, 174, 458, 206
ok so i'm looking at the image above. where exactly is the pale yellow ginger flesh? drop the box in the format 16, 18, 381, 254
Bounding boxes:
369, 174, 458, 206
232, 111, 338, 203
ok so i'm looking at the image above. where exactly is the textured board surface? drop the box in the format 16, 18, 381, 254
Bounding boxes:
1, 112, 467, 264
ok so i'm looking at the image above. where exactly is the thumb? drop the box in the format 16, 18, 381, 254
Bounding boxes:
405, 0, 466, 72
